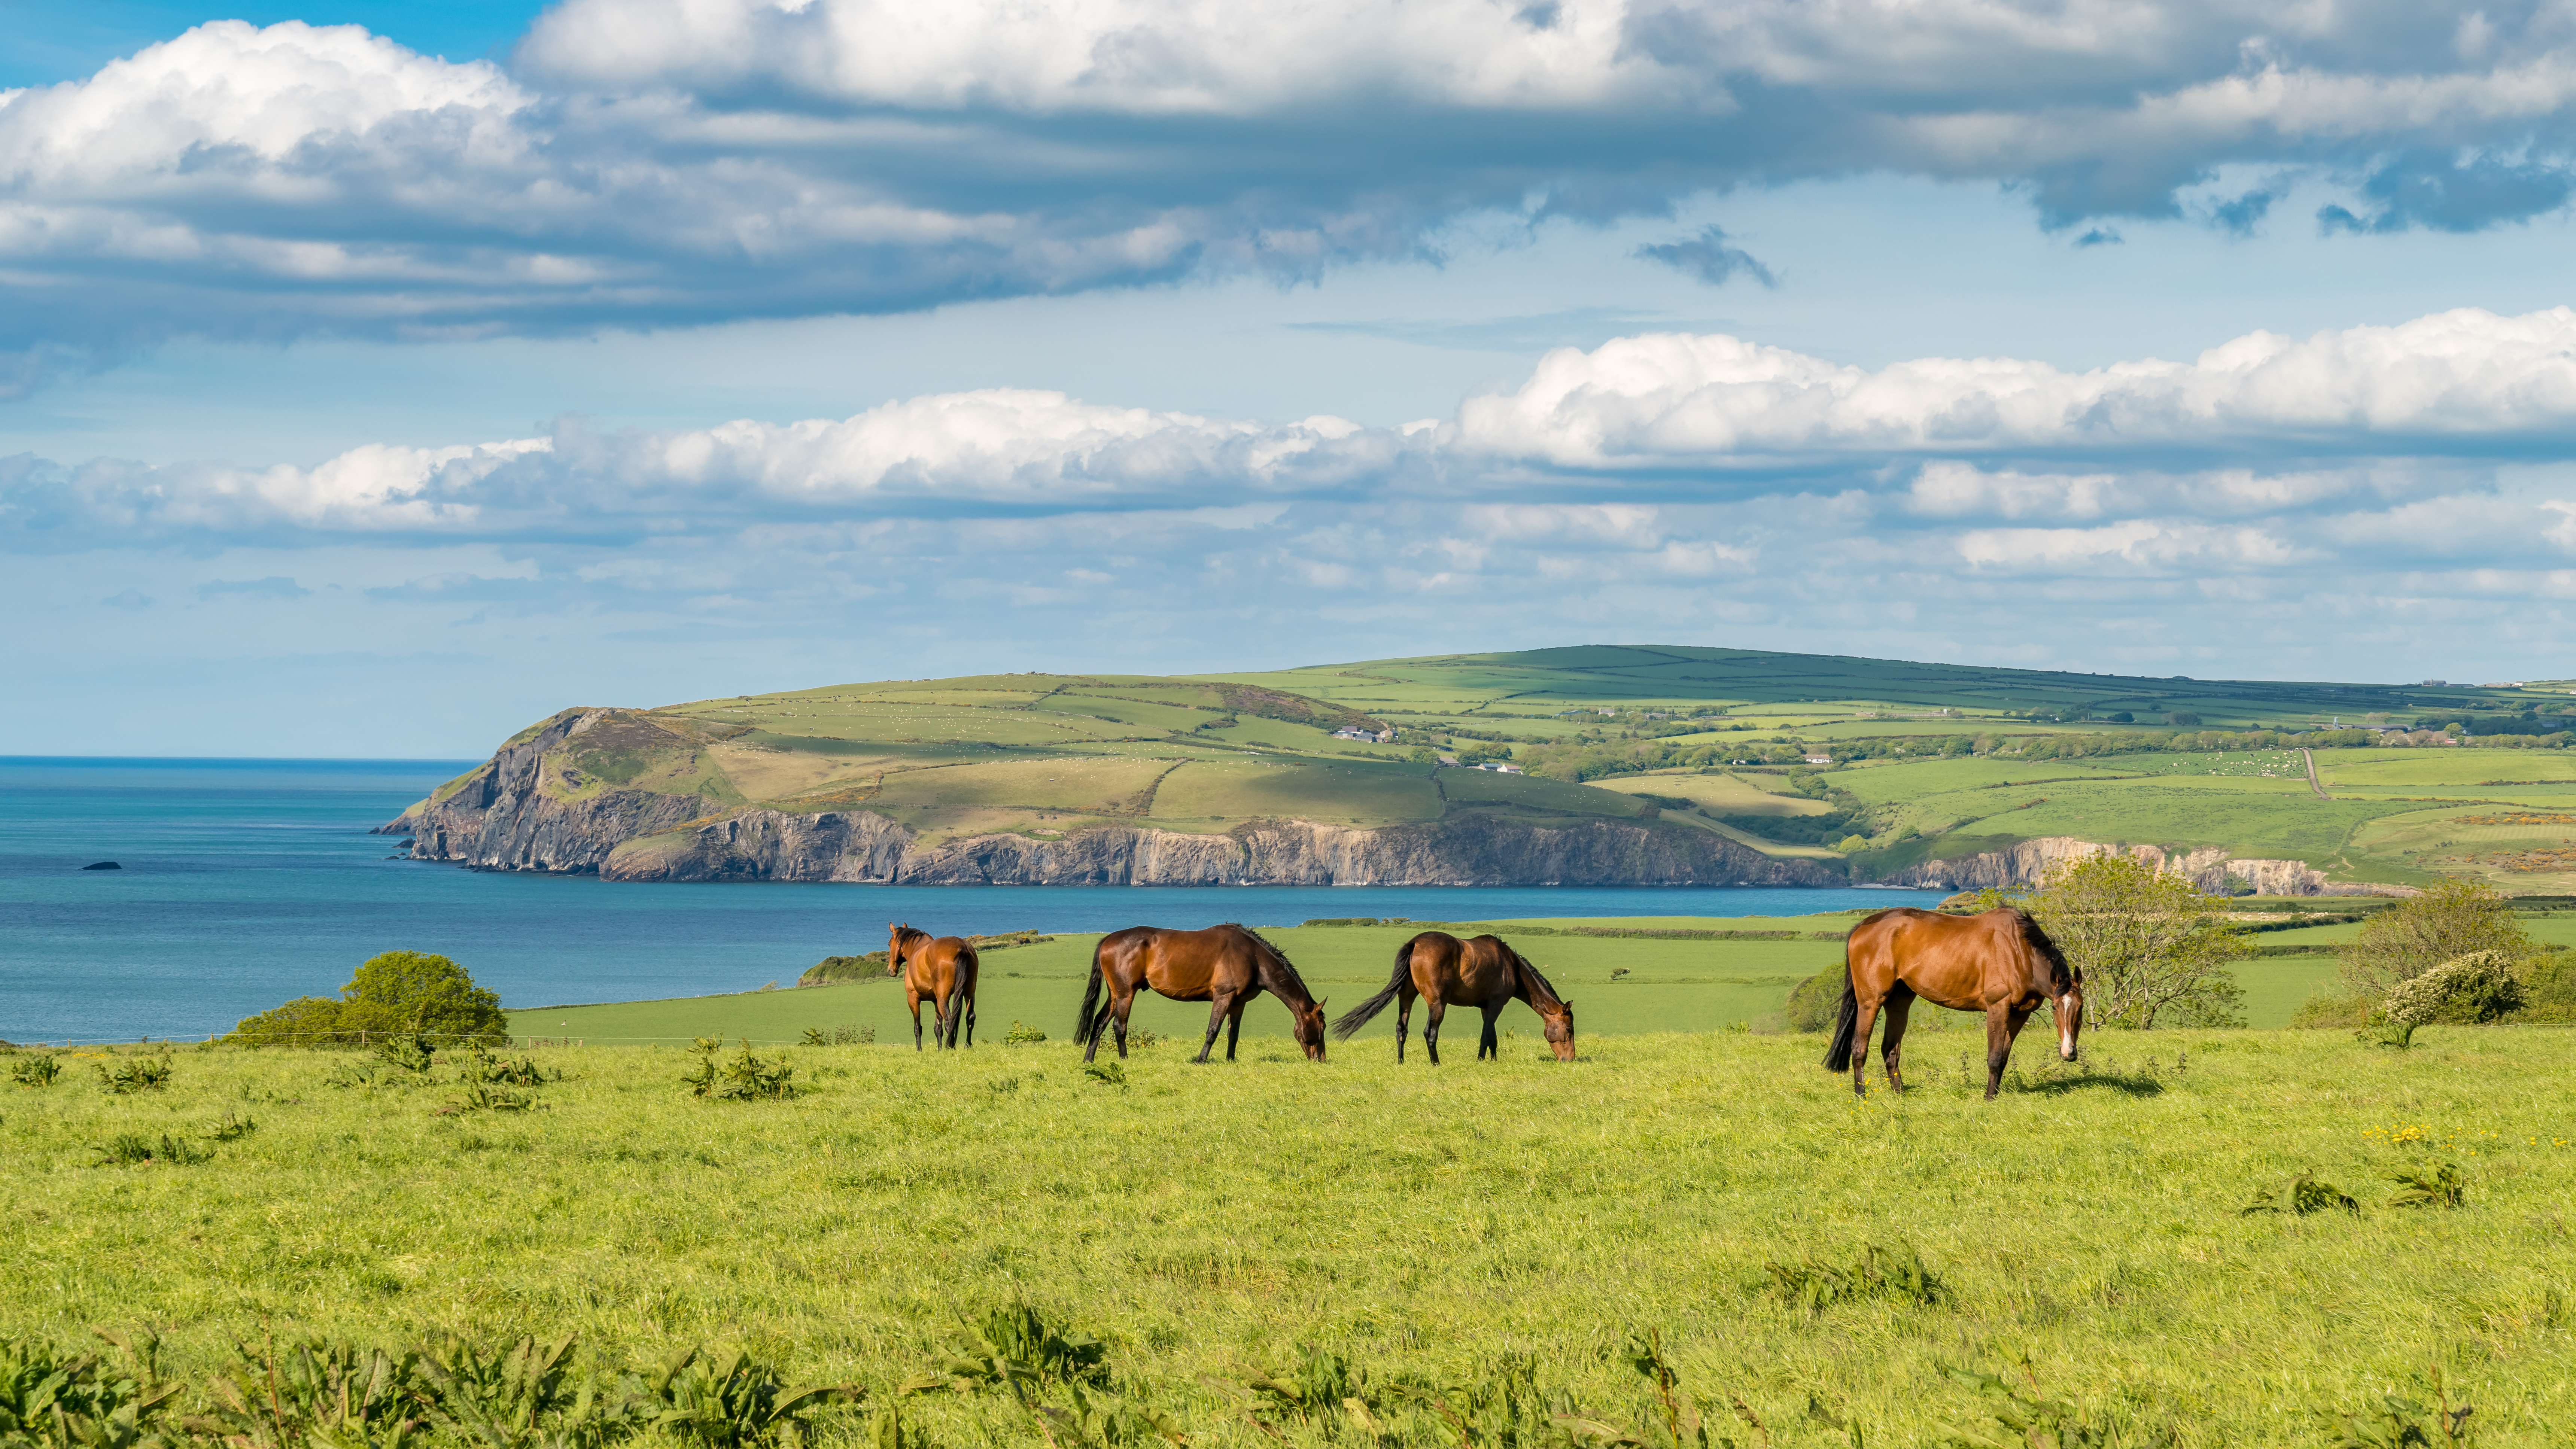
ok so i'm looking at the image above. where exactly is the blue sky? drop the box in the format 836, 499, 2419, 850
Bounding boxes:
7, 0, 2576, 755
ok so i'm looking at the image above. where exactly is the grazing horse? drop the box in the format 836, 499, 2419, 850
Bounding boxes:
887, 923, 979, 1050
1824, 907, 2082, 1099
1074, 924, 1328, 1063
1330, 931, 1575, 1063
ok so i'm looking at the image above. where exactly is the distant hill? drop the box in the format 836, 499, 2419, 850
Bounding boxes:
382, 646, 2575, 892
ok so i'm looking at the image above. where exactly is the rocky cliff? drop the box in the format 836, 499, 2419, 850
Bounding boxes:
594, 809, 1846, 886
382, 715, 1846, 887
1872, 835, 2412, 897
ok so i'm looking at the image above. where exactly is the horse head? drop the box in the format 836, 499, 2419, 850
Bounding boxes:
1539, 999, 1576, 1061
2053, 976, 2084, 1061
1293, 997, 1329, 1061
885, 922, 910, 974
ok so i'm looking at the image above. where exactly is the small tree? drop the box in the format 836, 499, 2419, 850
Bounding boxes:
227, 950, 509, 1047
2025, 854, 2247, 1028
2339, 879, 2531, 999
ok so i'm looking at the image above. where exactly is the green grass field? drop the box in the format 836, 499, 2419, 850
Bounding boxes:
6, 1029, 2571, 1447
510, 915, 2410, 1046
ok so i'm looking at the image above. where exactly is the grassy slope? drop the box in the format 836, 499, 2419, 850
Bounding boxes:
415, 648, 2574, 888
7, 1034, 2572, 1446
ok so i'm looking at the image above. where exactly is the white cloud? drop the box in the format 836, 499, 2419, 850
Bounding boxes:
14, 5, 2576, 367
18, 306, 2576, 551
1455, 308, 2576, 466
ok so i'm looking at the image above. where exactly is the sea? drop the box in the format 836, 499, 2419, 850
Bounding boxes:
0, 757, 1946, 1043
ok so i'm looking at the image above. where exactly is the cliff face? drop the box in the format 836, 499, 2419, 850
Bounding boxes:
384, 746, 1847, 886
379, 709, 715, 873
1873, 835, 2411, 897
598, 809, 1847, 886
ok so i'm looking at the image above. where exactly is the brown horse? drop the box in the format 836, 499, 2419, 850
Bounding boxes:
1330, 931, 1574, 1063
1074, 924, 1327, 1063
1824, 907, 2082, 1099
887, 923, 979, 1050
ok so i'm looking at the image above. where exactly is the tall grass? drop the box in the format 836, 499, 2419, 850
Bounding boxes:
0, 1031, 2568, 1444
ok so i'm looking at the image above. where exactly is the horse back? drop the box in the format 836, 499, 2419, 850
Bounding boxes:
1103, 923, 1256, 1001
1852, 907, 2050, 1011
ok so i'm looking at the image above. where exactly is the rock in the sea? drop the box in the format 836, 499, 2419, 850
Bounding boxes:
80, 860, 122, 870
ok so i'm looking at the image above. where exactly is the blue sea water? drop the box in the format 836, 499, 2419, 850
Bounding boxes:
0, 757, 1944, 1043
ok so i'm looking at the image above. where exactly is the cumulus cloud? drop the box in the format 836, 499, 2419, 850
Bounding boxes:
13, 5, 2576, 361
1454, 307, 2576, 467
16, 307, 2576, 550
16, 304, 2576, 690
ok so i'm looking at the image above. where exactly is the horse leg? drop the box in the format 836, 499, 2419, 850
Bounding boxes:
1478, 1002, 1503, 1061
1879, 986, 1915, 1092
1395, 988, 1415, 1063
1225, 999, 1249, 1060
963, 995, 976, 1049
909, 986, 926, 1052
1848, 992, 1882, 1095
1984, 1004, 2034, 1100
1083, 985, 1116, 1063
1424, 999, 1447, 1065
1196, 994, 1232, 1063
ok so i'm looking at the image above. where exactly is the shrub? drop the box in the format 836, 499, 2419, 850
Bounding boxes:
2381, 950, 2526, 1028
9, 1054, 60, 1088
227, 952, 508, 1048
2510, 950, 2576, 1022
2339, 879, 2530, 999
96, 1056, 173, 1093
1003, 1021, 1047, 1044
2026, 854, 2247, 1027
1782, 964, 1845, 1033
684, 1041, 796, 1102
225, 994, 354, 1048
798, 952, 889, 986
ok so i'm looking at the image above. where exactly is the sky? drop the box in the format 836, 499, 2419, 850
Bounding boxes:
7, 0, 2576, 756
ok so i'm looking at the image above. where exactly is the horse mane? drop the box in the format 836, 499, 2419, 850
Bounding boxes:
1234, 925, 1315, 1004
1506, 945, 1565, 1007
2010, 910, 2077, 991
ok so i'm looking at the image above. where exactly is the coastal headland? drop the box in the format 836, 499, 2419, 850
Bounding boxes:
385, 644, 2576, 892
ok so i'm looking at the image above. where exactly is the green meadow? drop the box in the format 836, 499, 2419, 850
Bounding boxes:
4, 1027, 2571, 1447
511, 913, 2412, 1047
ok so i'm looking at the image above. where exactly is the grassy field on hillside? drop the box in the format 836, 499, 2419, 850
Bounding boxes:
4, 1032, 2571, 1447
405, 646, 2576, 892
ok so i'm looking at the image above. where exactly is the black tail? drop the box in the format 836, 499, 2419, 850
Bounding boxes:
1073, 947, 1107, 1047
1332, 942, 1413, 1041
1821, 952, 1859, 1071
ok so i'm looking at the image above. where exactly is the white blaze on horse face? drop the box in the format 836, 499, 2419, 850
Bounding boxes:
2058, 993, 2079, 1058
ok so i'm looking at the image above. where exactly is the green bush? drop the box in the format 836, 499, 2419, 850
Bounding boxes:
2514, 951, 2576, 1022
797, 952, 889, 986
227, 952, 508, 1048
2338, 879, 2530, 999
2381, 951, 2525, 1027
1783, 965, 1846, 1033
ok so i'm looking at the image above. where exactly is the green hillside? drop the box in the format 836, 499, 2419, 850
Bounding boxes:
423, 645, 2576, 889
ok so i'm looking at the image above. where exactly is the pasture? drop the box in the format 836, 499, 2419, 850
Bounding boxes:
3, 1028, 2570, 1446
509, 912, 2437, 1046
